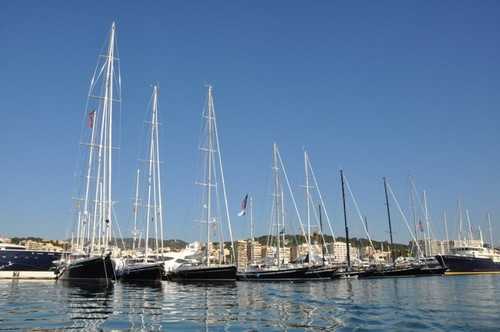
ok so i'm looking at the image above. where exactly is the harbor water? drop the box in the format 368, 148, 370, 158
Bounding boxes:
1, 275, 499, 331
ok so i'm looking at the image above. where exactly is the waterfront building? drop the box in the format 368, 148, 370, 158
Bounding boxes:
262, 245, 291, 264
234, 240, 248, 268
409, 239, 450, 256
248, 240, 262, 264
325, 241, 359, 262
233, 240, 263, 267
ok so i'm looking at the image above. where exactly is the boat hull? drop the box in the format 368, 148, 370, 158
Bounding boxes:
358, 267, 422, 278
435, 255, 500, 275
0, 249, 62, 279
0, 271, 58, 279
56, 255, 116, 283
170, 265, 237, 282
303, 266, 338, 280
415, 267, 447, 276
237, 266, 310, 281
118, 263, 164, 282
333, 269, 376, 279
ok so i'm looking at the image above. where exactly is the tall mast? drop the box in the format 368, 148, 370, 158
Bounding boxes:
443, 211, 450, 253
195, 85, 234, 266
409, 176, 419, 258
340, 170, 350, 270
304, 150, 312, 263
488, 213, 494, 249
280, 186, 286, 266
249, 194, 254, 263
205, 85, 214, 266
273, 142, 281, 269
319, 204, 324, 265
423, 190, 430, 256
152, 85, 164, 254
145, 85, 162, 258
132, 169, 140, 252
383, 177, 395, 264
104, 21, 116, 252
82, 22, 118, 255
81, 110, 97, 251
466, 209, 473, 241
458, 196, 463, 242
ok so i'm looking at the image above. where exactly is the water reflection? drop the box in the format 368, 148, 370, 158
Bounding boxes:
1, 280, 65, 324
1, 276, 500, 330
0, 279, 22, 299
162, 281, 238, 330
116, 282, 164, 330
232, 281, 347, 330
59, 280, 114, 330
58, 279, 114, 295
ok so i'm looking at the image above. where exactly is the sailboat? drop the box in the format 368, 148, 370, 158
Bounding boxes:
117, 85, 165, 283
237, 143, 309, 281
300, 151, 337, 279
169, 85, 237, 282
56, 22, 120, 284
358, 178, 421, 278
406, 178, 447, 276
332, 170, 374, 279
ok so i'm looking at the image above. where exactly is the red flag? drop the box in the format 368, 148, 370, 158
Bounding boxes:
88, 111, 95, 128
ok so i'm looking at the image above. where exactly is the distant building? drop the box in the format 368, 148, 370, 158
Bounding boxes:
0, 237, 12, 244
290, 243, 308, 261
409, 239, 449, 256
248, 240, 262, 264
262, 245, 291, 264
2, 238, 64, 252
326, 241, 358, 262
290, 243, 325, 262
233, 239, 264, 267
234, 240, 248, 268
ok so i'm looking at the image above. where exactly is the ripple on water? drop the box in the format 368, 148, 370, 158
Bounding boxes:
1, 276, 500, 330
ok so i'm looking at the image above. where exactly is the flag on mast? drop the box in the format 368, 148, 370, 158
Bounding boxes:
238, 194, 248, 217
87, 110, 95, 128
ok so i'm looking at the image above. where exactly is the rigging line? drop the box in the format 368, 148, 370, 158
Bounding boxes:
306, 154, 336, 241
385, 180, 425, 257
282, 190, 300, 246
275, 146, 305, 237
112, 206, 126, 251
307, 195, 332, 257
210, 90, 235, 263
342, 173, 376, 252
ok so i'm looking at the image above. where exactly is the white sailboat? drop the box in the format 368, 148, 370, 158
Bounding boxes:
117, 85, 165, 282
169, 85, 237, 282
238, 143, 309, 281
56, 22, 121, 285
301, 150, 338, 279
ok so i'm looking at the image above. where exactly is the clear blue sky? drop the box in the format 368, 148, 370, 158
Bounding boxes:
1, 1, 499, 246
